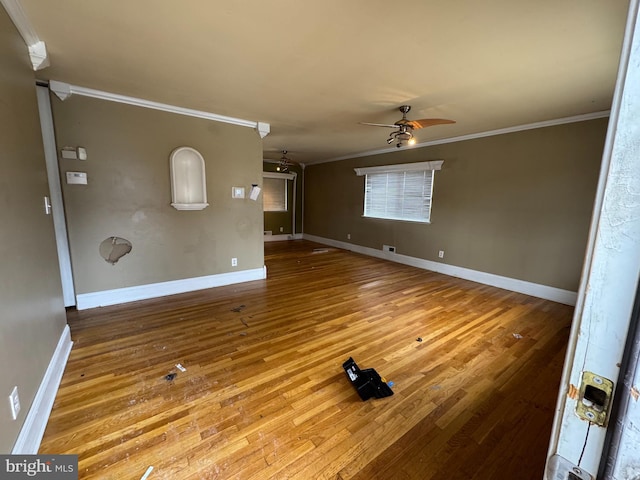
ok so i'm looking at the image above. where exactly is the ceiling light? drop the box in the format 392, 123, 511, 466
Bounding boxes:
277, 150, 292, 173
387, 128, 416, 148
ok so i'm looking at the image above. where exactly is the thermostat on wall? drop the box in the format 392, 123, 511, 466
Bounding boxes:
66, 171, 87, 185
232, 186, 245, 199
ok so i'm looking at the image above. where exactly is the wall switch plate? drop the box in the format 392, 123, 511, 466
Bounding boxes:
438, 250, 445, 258
8, 386, 20, 420
66, 171, 87, 185
61, 147, 77, 159
232, 186, 245, 199
231, 257, 238, 267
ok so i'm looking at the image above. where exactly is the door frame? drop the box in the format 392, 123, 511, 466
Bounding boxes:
546, 1, 640, 477
36, 84, 76, 307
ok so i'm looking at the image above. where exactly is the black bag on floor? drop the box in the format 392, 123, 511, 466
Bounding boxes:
342, 357, 394, 401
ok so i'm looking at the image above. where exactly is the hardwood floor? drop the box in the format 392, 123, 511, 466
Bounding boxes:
39, 240, 573, 479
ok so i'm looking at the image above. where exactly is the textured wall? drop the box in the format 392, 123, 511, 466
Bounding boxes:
51, 95, 265, 294
304, 119, 608, 291
0, 9, 67, 452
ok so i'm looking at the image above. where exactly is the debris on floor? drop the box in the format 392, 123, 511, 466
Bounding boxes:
312, 248, 329, 253
175, 363, 187, 372
240, 318, 249, 327
164, 373, 177, 382
140, 466, 154, 480
512, 333, 523, 339
343, 357, 394, 401
416, 337, 423, 342
231, 304, 246, 313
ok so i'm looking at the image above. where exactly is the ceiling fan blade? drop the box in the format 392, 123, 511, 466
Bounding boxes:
409, 118, 456, 129
359, 122, 400, 128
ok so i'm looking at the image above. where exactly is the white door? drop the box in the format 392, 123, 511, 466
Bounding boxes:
545, 1, 640, 478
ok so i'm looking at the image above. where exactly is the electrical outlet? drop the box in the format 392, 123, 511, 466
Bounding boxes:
438, 250, 445, 258
279, 226, 284, 232
347, 233, 351, 240
231, 257, 238, 267
9, 386, 20, 420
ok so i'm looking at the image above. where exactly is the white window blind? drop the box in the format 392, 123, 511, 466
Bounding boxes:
263, 176, 288, 212
355, 161, 442, 223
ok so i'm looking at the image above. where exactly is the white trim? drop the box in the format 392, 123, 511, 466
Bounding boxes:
264, 234, 303, 242
47, 81, 269, 132
263, 171, 295, 180
0, 0, 49, 70
303, 234, 577, 306
36, 86, 76, 306
320, 111, 611, 164
354, 160, 443, 176
256, 122, 270, 138
27, 40, 49, 71
12, 325, 73, 454
0, 0, 38, 44
76, 267, 267, 310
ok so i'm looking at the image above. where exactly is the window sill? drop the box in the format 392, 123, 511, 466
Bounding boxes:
362, 215, 431, 225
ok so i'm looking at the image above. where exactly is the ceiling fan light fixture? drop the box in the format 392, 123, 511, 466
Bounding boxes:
387, 129, 415, 148
277, 150, 292, 173
362, 105, 455, 148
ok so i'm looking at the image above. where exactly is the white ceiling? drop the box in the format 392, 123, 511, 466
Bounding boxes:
19, 0, 630, 164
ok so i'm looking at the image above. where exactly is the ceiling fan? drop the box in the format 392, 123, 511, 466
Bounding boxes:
276, 150, 294, 173
361, 105, 455, 148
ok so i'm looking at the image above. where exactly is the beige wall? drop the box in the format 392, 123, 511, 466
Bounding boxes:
262, 162, 303, 235
51, 95, 264, 295
304, 118, 607, 291
0, 9, 67, 452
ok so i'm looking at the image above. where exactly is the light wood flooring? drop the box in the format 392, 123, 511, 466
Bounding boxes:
40, 240, 573, 479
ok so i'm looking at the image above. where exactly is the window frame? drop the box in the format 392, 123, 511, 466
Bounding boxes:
354, 160, 443, 224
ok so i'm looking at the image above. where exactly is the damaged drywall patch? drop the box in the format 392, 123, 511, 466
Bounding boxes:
99, 236, 132, 264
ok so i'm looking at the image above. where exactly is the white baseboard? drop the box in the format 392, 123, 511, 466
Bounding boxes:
12, 324, 73, 454
303, 234, 577, 306
264, 233, 303, 242
76, 267, 267, 310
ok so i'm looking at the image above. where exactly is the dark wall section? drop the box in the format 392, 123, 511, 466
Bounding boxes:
304, 119, 607, 291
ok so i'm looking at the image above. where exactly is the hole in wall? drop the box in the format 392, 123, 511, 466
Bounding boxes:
99, 236, 132, 264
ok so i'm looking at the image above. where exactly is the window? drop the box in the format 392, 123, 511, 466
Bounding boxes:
354, 161, 443, 223
262, 172, 294, 212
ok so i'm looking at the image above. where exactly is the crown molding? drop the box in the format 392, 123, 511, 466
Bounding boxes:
48, 80, 270, 134
1, 0, 49, 70
320, 110, 611, 165
354, 160, 443, 176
